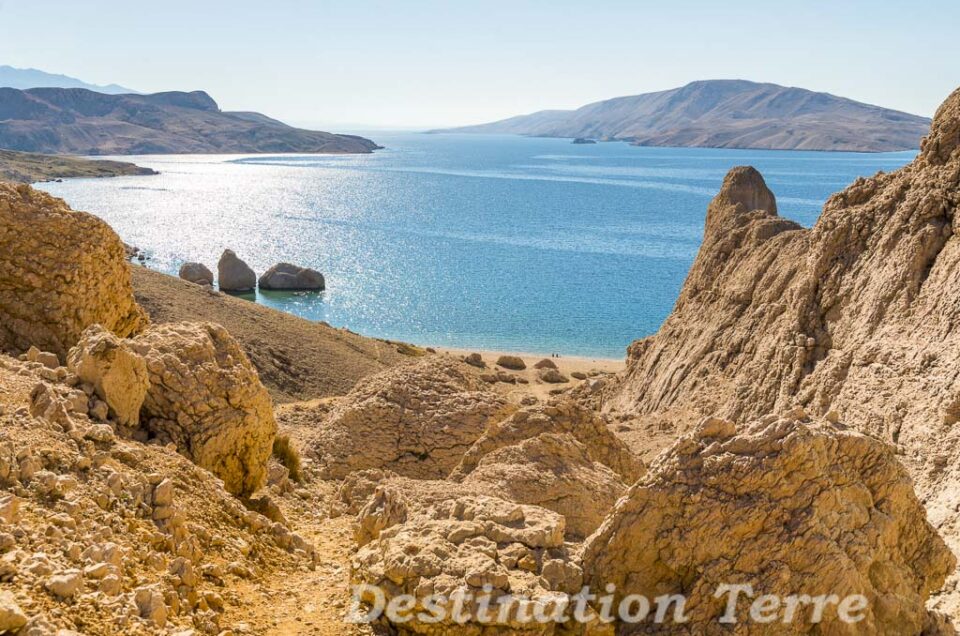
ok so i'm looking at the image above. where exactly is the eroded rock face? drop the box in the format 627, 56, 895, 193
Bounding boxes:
453, 402, 643, 485
581, 415, 956, 634
258, 262, 325, 291
308, 358, 513, 480
0, 183, 148, 358
606, 89, 960, 610
451, 402, 643, 538
217, 249, 256, 292
178, 262, 214, 286
351, 494, 584, 634
66, 325, 149, 427
131, 322, 277, 496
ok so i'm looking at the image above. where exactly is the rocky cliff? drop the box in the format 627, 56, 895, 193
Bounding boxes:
608, 86, 960, 614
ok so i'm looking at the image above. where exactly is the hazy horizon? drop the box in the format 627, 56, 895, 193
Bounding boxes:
1, 0, 957, 129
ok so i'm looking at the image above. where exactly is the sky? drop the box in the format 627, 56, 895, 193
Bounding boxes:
0, 0, 957, 129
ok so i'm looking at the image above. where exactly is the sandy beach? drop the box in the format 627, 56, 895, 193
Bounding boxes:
434, 346, 625, 401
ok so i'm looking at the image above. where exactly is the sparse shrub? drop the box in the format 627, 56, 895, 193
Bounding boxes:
273, 434, 303, 483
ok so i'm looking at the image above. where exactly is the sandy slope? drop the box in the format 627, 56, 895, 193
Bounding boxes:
130, 267, 417, 403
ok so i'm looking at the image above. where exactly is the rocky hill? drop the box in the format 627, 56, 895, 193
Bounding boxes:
0, 149, 156, 183
433, 79, 931, 152
0, 88, 379, 155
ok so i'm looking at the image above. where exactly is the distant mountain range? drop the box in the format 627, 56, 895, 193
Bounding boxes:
0, 65, 135, 94
431, 80, 931, 152
0, 87, 379, 155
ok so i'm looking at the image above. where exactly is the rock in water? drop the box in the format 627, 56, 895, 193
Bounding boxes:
67, 325, 149, 427
130, 322, 276, 496
258, 262, 325, 291
581, 415, 956, 633
217, 249, 256, 292
0, 182, 148, 357
178, 262, 214, 286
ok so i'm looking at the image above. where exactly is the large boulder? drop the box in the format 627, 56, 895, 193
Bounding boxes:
581, 415, 956, 634
258, 262, 325, 291
451, 402, 643, 539
496, 355, 526, 370
66, 325, 149, 427
217, 249, 256, 292
178, 262, 213, 286
130, 322, 277, 496
0, 183, 148, 358
351, 493, 586, 633
307, 358, 513, 480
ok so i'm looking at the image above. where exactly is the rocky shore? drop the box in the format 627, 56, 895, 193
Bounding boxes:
0, 149, 156, 183
0, 85, 957, 634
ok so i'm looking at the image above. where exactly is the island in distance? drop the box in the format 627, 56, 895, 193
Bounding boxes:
0, 87, 380, 155
431, 79, 931, 152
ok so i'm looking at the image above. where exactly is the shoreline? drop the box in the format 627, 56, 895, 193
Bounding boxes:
432, 345, 625, 374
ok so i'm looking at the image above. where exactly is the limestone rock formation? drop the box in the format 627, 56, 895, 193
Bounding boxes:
0, 350, 315, 634
582, 415, 956, 634
308, 357, 513, 479
605, 88, 960, 601
451, 402, 643, 538
178, 262, 214, 286
258, 262, 325, 291
130, 322, 277, 496
351, 493, 584, 633
66, 325, 149, 427
0, 182, 147, 358
453, 401, 643, 484
217, 249, 256, 292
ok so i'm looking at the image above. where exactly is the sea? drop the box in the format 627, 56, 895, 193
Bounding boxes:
37, 133, 914, 358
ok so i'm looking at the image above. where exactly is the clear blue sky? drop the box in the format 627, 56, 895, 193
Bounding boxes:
1, 0, 957, 129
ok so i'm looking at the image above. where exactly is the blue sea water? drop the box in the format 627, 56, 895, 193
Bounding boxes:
38, 133, 914, 358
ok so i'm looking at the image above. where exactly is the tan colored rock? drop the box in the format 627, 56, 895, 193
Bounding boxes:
45, 570, 83, 599
178, 262, 214, 286
463, 352, 485, 368
307, 358, 513, 479
582, 416, 956, 634
351, 494, 580, 633
451, 401, 643, 538
0, 182, 147, 358
354, 485, 407, 547
66, 325, 149, 427
461, 434, 627, 540
496, 355, 526, 370
0, 590, 27, 632
452, 401, 643, 484
533, 358, 557, 370
131, 322, 276, 496
538, 368, 568, 384
133, 584, 168, 626
604, 87, 960, 612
